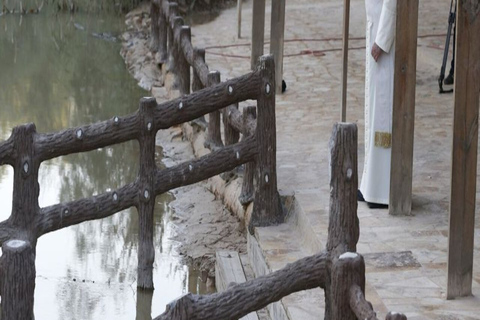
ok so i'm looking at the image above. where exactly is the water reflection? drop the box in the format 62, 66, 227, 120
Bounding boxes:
0, 6, 203, 319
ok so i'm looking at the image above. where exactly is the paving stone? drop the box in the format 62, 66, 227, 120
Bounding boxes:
187, 0, 480, 318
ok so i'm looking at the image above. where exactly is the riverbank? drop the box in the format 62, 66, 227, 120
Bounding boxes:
120, 2, 251, 286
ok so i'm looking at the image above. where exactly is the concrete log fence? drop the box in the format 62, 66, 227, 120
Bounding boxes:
0, 55, 283, 319
151, 123, 407, 320
151, 0, 255, 160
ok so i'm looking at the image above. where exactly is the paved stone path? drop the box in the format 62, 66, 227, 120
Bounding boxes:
189, 0, 480, 319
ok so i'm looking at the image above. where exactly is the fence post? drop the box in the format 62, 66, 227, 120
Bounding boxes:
330, 253, 365, 320
1, 239, 36, 320
204, 71, 223, 149
157, 0, 168, 63
239, 106, 256, 205
136, 289, 154, 320
177, 26, 191, 95
223, 104, 240, 146
249, 55, 282, 232
324, 122, 359, 319
167, 2, 178, 72
191, 48, 207, 126
150, 1, 160, 52
11, 123, 39, 229
192, 48, 206, 92
137, 97, 158, 290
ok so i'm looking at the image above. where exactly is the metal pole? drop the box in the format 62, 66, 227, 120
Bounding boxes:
341, 0, 350, 121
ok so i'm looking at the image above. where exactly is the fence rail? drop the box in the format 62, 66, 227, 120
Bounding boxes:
150, 0, 264, 150
152, 123, 407, 320
0, 49, 282, 318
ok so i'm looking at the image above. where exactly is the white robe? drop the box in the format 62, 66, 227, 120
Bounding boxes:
360, 0, 397, 204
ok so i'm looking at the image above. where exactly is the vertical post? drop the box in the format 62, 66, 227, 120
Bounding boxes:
136, 289, 154, 320
223, 104, 240, 146
237, 0, 242, 38
447, 1, 480, 299
177, 26, 191, 95
192, 48, 207, 126
204, 71, 223, 149
167, 2, 178, 72
1, 240, 36, 320
171, 16, 184, 90
150, 1, 160, 52
324, 122, 359, 319
326, 123, 359, 256
340, 0, 350, 122
239, 106, 256, 205
389, 0, 418, 216
330, 253, 365, 320
250, 0, 265, 70
11, 123, 39, 229
269, 0, 286, 93
249, 55, 282, 232
192, 48, 206, 92
137, 97, 158, 290
157, 0, 168, 63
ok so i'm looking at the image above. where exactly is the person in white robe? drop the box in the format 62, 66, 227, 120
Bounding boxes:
359, 0, 397, 207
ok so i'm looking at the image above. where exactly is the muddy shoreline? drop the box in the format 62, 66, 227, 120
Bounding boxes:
120, 3, 250, 285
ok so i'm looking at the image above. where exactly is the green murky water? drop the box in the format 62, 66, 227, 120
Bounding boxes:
0, 6, 204, 319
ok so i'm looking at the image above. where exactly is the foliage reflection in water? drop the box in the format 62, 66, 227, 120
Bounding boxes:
0, 6, 206, 319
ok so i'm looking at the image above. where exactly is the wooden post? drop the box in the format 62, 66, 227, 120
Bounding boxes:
177, 26, 191, 95
249, 55, 282, 232
223, 104, 240, 146
150, 1, 160, 52
447, 0, 480, 299
330, 253, 365, 320
340, 0, 350, 122
136, 289, 154, 320
1, 239, 36, 320
137, 97, 157, 290
167, 2, 178, 72
204, 71, 224, 149
157, 0, 168, 63
269, 0, 286, 93
192, 48, 206, 92
11, 123, 39, 229
239, 106, 256, 205
389, 0, 418, 216
250, 0, 265, 70
237, 0, 242, 38
326, 123, 359, 257
192, 48, 207, 125
325, 122, 359, 319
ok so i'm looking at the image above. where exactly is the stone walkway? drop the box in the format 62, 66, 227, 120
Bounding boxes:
188, 0, 480, 319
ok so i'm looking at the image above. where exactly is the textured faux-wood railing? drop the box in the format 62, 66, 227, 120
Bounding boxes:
150, 0, 253, 167
0, 54, 283, 320
152, 124, 407, 320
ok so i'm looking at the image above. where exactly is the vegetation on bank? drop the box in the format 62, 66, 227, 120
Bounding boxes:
0, 0, 238, 14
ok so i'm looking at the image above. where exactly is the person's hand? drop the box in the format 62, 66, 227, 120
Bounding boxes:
371, 42, 384, 62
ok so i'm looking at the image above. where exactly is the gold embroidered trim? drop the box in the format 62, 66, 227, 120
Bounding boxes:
374, 132, 392, 148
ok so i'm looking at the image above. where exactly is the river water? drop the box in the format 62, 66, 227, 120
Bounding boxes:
0, 6, 205, 319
